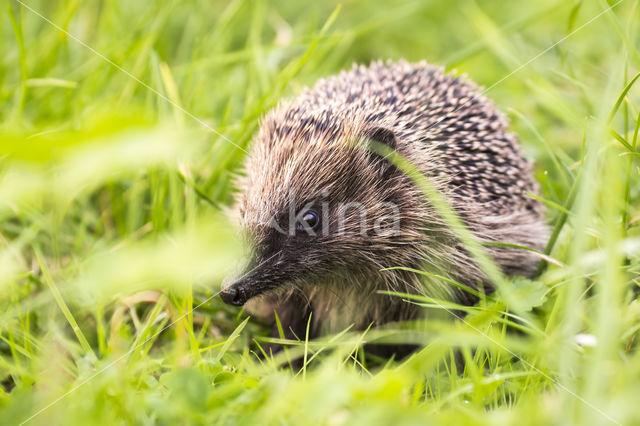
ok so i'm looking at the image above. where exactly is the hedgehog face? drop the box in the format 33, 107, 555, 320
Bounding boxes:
220, 125, 418, 306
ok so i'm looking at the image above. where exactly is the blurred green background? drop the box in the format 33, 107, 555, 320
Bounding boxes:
1, 0, 639, 424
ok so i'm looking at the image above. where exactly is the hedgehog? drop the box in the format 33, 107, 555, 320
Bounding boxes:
220, 60, 548, 354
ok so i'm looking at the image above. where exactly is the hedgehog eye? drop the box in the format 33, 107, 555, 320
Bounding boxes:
296, 209, 320, 232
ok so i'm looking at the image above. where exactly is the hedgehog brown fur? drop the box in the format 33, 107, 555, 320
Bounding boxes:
221, 60, 549, 351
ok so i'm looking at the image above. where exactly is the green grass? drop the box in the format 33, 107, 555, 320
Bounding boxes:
1, 0, 639, 424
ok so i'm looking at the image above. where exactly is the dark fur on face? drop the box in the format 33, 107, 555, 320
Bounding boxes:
221, 60, 548, 352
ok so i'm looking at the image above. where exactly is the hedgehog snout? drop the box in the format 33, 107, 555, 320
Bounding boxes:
220, 285, 244, 306
220, 249, 294, 306
220, 274, 262, 306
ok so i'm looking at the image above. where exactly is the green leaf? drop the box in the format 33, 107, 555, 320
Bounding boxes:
499, 279, 550, 312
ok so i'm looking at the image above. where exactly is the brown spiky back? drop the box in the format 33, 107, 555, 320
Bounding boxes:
283, 60, 540, 214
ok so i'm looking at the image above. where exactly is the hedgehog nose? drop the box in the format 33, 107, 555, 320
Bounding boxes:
220, 286, 244, 306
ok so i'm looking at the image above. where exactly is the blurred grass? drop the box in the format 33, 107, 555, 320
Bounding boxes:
0, 0, 639, 424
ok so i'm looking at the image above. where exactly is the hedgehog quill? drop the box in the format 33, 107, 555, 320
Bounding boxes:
220, 60, 548, 354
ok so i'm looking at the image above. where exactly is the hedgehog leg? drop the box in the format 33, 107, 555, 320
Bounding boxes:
263, 292, 313, 368
364, 342, 419, 362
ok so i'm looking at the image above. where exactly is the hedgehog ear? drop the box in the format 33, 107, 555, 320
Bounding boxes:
363, 127, 397, 178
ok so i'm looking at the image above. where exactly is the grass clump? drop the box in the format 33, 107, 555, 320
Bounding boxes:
1, 0, 639, 425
